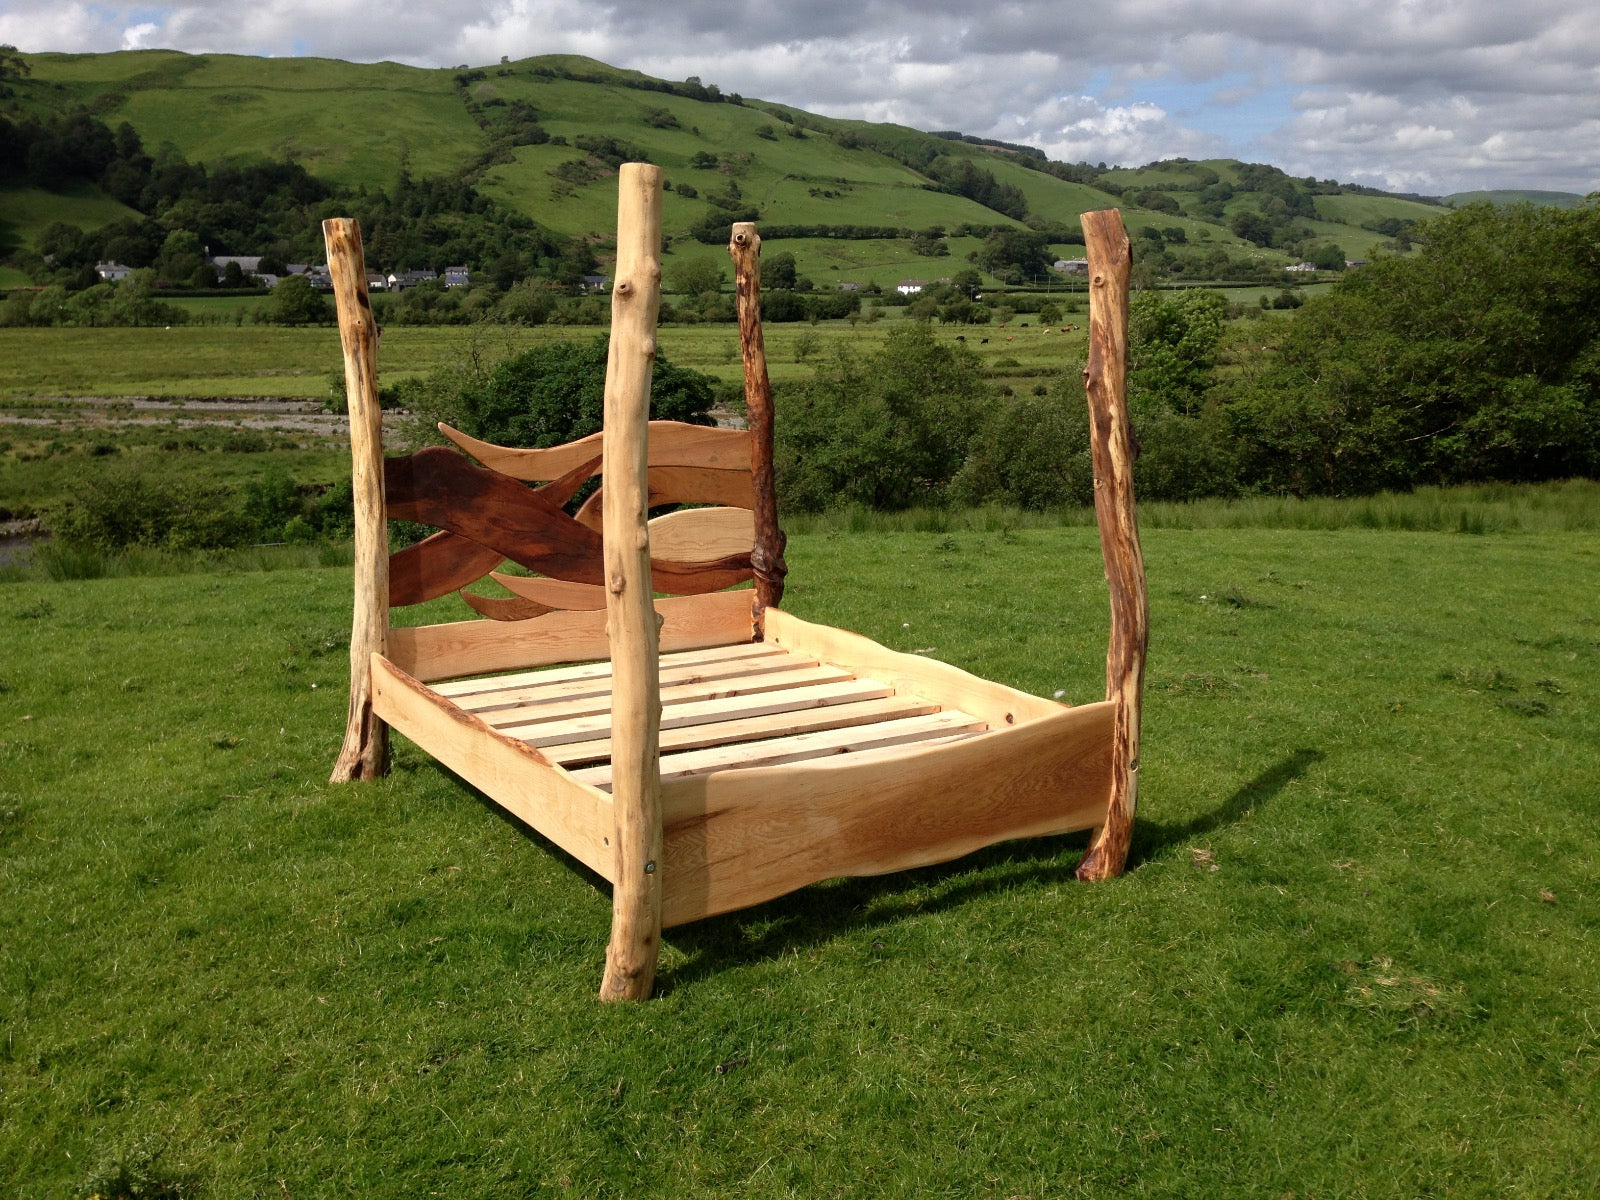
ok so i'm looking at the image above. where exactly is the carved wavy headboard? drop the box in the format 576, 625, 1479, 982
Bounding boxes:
384, 419, 758, 621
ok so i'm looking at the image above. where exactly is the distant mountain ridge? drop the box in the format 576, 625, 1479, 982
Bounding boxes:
1, 48, 1587, 286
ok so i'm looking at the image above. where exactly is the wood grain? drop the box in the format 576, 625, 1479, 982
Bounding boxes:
729, 222, 788, 627
599, 163, 666, 1003
573, 466, 758, 530
439, 420, 752, 482
389, 530, 504, 608
1074, 209, 1149, 885
323, 217, 390, 782
647, 507, 755, 562
657, 700, 1117, 926
369, 654, 614, 879
387, 589, 756, 682
762, 608, 1067, 728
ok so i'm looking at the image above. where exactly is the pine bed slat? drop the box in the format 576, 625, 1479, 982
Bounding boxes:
543, 694, 943, 766
572, 710, 989, 789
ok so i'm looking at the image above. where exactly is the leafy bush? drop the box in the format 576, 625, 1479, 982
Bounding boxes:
53, 464, 252, 552
407, 334, 717, 449
953, 379, 1092, 510
775, 324, 988, 511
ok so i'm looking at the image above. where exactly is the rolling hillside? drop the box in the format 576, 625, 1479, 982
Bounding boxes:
0, 48, 1502, 286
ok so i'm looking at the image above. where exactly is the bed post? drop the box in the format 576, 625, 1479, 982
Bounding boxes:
323, 217, 390, 783
728, 222, 787, 633
1075, 209, 1148, 882
599, 164, 667, 1001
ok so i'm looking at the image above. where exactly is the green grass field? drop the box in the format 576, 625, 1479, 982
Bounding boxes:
2, 515, 1597, 1195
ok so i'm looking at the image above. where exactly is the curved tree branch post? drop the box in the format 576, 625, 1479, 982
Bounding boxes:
599, 163, 667, 1002
728, 221, 787, 634
1075, 208, 1149, 883
323, 217, 390, 783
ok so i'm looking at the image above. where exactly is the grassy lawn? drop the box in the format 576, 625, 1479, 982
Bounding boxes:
2, 519, 1596, 1195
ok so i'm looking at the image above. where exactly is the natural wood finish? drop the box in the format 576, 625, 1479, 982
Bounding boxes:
479, 664, 857, 734
762, 608, 1065, 728
323, 217, 390, 782
543, 694, 938, 767
1074, 208, 1149, 883
369, 654, 614, 878
728, 222, 787, 628
387, 590, 756, 683
489, 572, 609, 611
520, 676, 897, 751
657, 700, 1117, 926
577, 710, 986, 789
390, 530, 504, 608
599, 163, 666, 1002
647, 507, 755, 562
454, 645, 810, 716
439, 420, 752, 482
572, 466, 758, 530
431, 642, 780, 700
387, 446, 751, 595
458, 591, 555, 622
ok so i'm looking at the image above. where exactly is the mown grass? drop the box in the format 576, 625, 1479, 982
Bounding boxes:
2, 518, 1597, 1196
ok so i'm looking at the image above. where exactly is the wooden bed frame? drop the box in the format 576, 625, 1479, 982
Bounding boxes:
322, 164, 1147, 1000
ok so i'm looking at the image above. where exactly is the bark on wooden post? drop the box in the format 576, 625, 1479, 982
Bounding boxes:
599, 164, 667, 1002
728, 222, 787, 633
323, 217, 390, 783
1075, 208, 1148, 882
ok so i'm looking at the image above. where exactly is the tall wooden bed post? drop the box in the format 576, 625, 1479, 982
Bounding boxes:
599, 164, 667, 1001
728, 221, 787, 634
323, 217, 390, 783
1075, 209, 1148, 881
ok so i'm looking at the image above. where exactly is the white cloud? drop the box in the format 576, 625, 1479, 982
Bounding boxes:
0, 0, 1595, 194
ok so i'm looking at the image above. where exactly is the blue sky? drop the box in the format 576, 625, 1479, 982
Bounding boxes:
3, 0, 1597, 195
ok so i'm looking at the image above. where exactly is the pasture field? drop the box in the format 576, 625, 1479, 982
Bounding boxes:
0, 315, 1085, 401
1, 520, 1596, 1195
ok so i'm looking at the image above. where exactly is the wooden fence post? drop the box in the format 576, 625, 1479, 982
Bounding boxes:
323, 217, 390, 783
728, 222, 787, 633
599, 164, 667, 1001
1075, 209, 1148, 882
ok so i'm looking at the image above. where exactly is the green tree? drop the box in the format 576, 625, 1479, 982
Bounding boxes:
1229, 201, 1600, 493
775, 323, 988, 511
263, 275, 331, 325
419, 335, 716, 449
668, 257, 723, 297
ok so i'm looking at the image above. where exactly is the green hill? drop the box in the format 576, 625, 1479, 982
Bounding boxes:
3, 49, 1467, 286
1445, 189, 1587, 209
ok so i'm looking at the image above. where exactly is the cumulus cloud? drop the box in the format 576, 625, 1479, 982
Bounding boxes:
1, 0, 1595, 194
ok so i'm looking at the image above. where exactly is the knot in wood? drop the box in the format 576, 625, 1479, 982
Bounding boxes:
607, 569, 627, 595
615, 280, 634, 297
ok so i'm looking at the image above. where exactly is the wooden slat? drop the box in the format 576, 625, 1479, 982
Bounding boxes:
369, 654, 615, 880
439, 420, 753, 482
762, 607, 1068, 727
523, 676, 902, 753
429, 641, 782, 700
547, 694, 945, 767
388, 590, 755, 682
573, 711, 988, 789
454, 646, 815, 715
648, 507, 755, 562
480, 663, 857, 733
657, 700, 1118, 927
